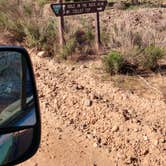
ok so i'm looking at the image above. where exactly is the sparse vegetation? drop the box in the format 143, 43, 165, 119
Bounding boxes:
0, 0, 96, 58
0, 0, 165, 69
60, 38, 76, 59
143, 45, 165, 70
103, 51, 125, 74
103, 45, 165, 74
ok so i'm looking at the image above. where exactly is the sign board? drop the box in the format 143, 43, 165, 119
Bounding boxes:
51, 1, 107, 16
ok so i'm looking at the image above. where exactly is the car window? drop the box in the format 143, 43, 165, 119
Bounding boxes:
0, 51, 22, 113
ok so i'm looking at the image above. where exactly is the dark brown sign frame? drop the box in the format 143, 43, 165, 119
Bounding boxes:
51, 0, 107, 52
51, 1, 107, 16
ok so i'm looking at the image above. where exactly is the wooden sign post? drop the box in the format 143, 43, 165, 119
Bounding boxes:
59, 0, 65, 47
95, 0, 101, 52
51, 0, 107, 53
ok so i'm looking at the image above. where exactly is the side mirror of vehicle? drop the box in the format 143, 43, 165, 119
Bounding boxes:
0, 46, 41, 166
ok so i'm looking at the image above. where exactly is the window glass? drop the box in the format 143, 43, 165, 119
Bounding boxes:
0, 52, 22, 113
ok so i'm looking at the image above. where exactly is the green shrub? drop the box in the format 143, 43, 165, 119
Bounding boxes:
124, 45, 165, 71
60, 38, 77, 59
39, 18, 58, 56
23, 21, 40, 47
0, 12, 25, 41
85, 29, 94, 43
103, 51, 125, 74
63, 27, 95, 58
143, 45, 165, 70
21, 17, 58, 56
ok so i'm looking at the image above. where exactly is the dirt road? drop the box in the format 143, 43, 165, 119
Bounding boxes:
20, 110, 114, 166
20, 55, 115, 166
19, 53, 166, 166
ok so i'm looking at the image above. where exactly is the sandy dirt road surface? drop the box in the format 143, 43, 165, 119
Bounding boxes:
19, 53, 166, 166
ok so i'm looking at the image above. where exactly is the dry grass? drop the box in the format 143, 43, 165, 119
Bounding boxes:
0, 0, 165, 63
0, 0, 60, 56
104, 9, 166, 51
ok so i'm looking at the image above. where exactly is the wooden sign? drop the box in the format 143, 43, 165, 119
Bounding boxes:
51, 0, 107, 52
51, 1, 107, 16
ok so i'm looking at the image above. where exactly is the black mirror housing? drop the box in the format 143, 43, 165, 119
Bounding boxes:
0, 46, 41, 166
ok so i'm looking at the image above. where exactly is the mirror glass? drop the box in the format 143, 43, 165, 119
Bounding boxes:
0, 128, 33, 165
0, 51, 36, 128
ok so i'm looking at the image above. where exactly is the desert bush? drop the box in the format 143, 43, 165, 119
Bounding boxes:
124, 46, 143, 67
104, 45, 165, 74
123, 45, 165, 71
0, 0, 59, 56
60, 38, 76, 59
0, 0, 95, 58
60, 15, 95, 58
103, 51, 125, 74
23, 21, 40, 47
143, 45, 165, 70
60, 27, 95, 59
74, 29, 95, 54
0, 0, 26, 40
39, 18, 58, 56
0, 12, 25, 41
